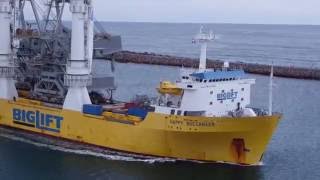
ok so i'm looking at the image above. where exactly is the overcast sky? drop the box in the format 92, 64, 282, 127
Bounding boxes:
91, 0, 320, 25
23, 0, 320, 25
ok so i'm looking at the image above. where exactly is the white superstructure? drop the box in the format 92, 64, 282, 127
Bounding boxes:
0, 0, 18, 100
154, 28, 257, 117
63, 0, 94, 111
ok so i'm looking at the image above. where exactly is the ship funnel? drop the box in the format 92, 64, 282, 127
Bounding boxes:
63, 0, 93, 111
192, 26, 214, 72
0, 0, 18, 100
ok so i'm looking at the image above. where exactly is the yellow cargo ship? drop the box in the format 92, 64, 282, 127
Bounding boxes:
0, 98, 280, 165
0, 1, 281, 165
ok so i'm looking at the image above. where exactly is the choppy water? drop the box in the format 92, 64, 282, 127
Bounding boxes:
103, 22, 320, 68
1, 23, 320, 180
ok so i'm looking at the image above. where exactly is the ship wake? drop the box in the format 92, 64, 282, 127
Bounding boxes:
0, 127, 176, 164
0, 127, 264, 166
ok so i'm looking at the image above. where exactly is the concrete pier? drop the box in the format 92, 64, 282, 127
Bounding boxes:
96, 51, 320, 80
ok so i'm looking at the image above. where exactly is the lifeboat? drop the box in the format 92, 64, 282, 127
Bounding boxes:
157, 81, 183, 96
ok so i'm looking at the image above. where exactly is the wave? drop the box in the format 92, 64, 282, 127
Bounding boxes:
0, 127, 264, 166
0, 127, 175, 164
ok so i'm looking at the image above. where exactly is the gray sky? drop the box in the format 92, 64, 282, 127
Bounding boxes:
92, 0, 320, 25
23, 0, 320, 25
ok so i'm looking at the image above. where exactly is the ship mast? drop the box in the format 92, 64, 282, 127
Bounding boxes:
0, 0, 18, 100
192, 26, 214, 72
268, 63, 274, 116
63, 0, 94, 111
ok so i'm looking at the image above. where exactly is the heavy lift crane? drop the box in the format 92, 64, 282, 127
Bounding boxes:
4, 0, 121, 108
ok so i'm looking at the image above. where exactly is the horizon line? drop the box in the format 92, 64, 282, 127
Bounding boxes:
25, 19, 320, 26
92, 20, 320, 26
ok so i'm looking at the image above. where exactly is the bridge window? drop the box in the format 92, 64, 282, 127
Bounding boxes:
177, 110, 182, 115
210, 102, 213, 105
170, 109, 175, 115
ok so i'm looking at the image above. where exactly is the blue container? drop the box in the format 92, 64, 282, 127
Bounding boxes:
128, 108, 148, 119
83, 104, 103, 116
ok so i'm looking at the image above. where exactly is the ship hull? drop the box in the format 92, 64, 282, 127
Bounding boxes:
0, 99, 281, 165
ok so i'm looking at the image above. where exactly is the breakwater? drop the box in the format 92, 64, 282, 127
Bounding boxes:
97, 51, 320, 80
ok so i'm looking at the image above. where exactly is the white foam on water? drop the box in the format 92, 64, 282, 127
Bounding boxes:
0, 127, 175, 164
256, 161, 265, 166
214, 159, 265, 166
